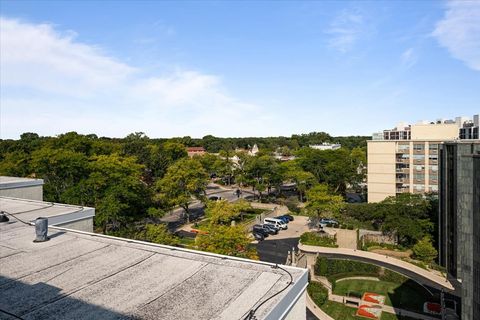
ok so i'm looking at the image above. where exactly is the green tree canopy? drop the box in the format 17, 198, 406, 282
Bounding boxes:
195, 225, 257, 259
412, 236, 438, 264
305, 184, 345, 221
156, 158, 209, 222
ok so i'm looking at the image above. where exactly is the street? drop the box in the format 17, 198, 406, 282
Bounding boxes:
160, 183, 252, 230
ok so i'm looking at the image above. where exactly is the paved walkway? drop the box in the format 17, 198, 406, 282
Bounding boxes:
299, 244, 454, 291
307, 267, 440, 320
328, 294, 439, 320
306, 292, 334, 320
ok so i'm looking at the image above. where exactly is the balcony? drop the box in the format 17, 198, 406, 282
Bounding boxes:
429, 149, 438, 154
396, 168, 409, 174
413, 149, 425, 155
396, 177, 408, 184
396, 186, 409, 193
396, 158, 409, 164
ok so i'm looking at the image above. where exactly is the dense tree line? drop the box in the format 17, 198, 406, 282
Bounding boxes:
0, 131, 367, 235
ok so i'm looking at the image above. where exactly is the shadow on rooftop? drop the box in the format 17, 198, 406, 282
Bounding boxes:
0, 275, 131, 320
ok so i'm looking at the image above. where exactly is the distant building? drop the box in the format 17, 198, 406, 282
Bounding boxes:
248, 144, 259, 156
438, 141, 480, 320
0, 176, 44, 200
186, 146, 206, 157
367, 114, 479, 203
309, 143, 341, 150
0, 215, 308, 320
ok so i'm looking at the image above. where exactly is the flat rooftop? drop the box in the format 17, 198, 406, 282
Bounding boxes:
0, 197, 94, 226
0, 218, 307, 320
0, 176, 44, 189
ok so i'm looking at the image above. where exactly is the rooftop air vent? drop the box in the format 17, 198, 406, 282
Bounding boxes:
33, 217, 49, 242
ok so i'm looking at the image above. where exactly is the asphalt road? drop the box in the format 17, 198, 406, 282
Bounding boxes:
160, 183, 252, 230
256, 237, 300, 264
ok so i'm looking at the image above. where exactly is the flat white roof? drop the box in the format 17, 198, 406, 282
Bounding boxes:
0, 197, 94, 225
0, 176, 44, 189
0, 213, 307, 320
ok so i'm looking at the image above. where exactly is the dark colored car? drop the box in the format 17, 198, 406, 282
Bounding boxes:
275, 216, 290, 224
281, 214, 294, 221
252, 232, 264, 241
208, 195, 222, 201
262, 224, 279, 234
252, 225, 270, 237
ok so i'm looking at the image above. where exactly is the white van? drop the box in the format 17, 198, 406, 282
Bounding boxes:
264, 217, 288, 230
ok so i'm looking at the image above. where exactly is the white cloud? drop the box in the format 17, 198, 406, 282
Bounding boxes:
326, 9, 366, 53
401, 48, 418, 69
0, 17, 270, 138
432, 1, 480, 71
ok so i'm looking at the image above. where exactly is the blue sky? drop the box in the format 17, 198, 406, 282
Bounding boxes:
1, 0, 479, 138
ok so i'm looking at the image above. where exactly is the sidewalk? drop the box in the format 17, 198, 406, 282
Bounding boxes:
307, 263, 442, 320
299, 243, 454, 291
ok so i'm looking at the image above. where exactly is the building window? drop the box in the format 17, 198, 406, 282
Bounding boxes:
414, 144, 425, 151
414, 174, 425, 181
413, 184, 425, 191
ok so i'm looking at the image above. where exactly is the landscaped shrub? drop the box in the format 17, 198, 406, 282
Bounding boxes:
307, 282, 329, 307
314, 257, 380, 277
379, 269, 407, 283
300, 232, 338, 247
412, 237, 438, 264
363, 240, 407, 252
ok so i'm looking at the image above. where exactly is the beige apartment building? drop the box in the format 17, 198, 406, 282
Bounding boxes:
367, 115, 479, 203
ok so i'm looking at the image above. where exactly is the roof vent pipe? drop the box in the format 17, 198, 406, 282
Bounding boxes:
33, 217, 49, 242
0, 211, 9, 223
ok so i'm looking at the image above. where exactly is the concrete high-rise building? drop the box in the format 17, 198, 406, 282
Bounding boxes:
438, 141, 480, 320
367, 114, 479, 203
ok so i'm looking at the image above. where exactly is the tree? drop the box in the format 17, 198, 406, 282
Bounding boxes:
205, 200, 239, 225
381, 194, 433, 246
412, 237, 438, 264
137, 223, 179, 246
280, 161, 317, 201
205, 199, 252, 225
30, 148, 89, 202
156, 158, 209, 223
86, 154, 149, 233
305, 184, 344, 223
195, 225, 258, 259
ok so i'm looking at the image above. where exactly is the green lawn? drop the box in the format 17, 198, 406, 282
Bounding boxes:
332, 279, 431, 313
321, 301, 416, 320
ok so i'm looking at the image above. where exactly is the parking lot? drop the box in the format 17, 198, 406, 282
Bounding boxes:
255, 215, 309, 264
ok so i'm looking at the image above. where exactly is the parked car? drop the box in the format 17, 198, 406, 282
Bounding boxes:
319, 218, 339, 228
275, 216, 290, 224
261, 224, 279, 235
252, 232, 264, 241
208, 195, 222, 201
264, 217, 288, 230
252, 225, 270, 237
278, 214, 294, 222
